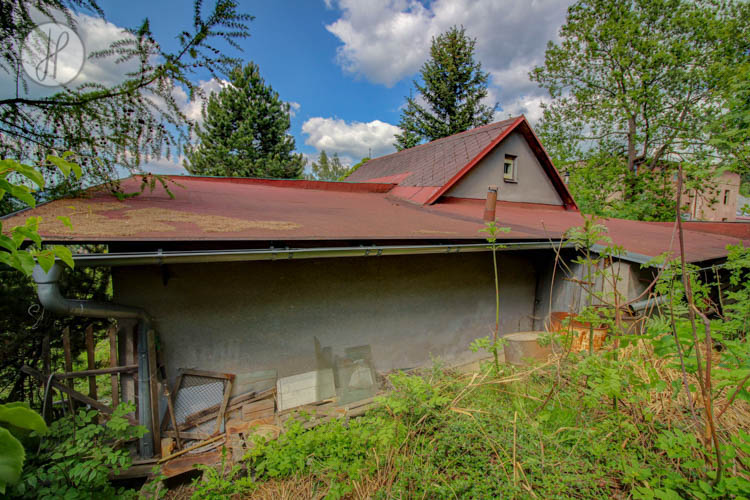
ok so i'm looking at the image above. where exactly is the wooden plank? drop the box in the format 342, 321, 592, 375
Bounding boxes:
160, 372, 183, 433
214, 378, 232, 435
163, 430, 210, 441
178, 368, 235, 381
62, 327, 73, 390
160, 438, 175, 457
42, 334, 50, 376
110, 463, 155, 480
147, 330, 161, 455
61, 327, 74, 413
108, 326, 119, 408
157, 435, 224, 464
241, 398, 275, 421
119, 324, 136, 411
56, 365, 138, 379
160, 449, 221, 479
85, 325, 97, 400
176, 389, 275, 432
164, 384, 182, 450
226, 416, 275, 435
20, 366, 132, 422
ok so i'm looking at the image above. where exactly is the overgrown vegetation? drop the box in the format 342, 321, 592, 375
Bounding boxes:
8, 403, 145, 499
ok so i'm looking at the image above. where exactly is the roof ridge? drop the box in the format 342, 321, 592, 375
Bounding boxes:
366, 117, 519, 164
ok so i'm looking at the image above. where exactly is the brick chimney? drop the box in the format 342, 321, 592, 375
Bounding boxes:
483, 185, 498, 222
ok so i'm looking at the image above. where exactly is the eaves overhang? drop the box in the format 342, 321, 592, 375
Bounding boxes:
72, 240, 572, 267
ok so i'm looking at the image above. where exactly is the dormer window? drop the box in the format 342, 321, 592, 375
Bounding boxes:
503, 155, 517, 182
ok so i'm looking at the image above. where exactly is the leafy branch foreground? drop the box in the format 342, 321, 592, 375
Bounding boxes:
162, 337, 750, 499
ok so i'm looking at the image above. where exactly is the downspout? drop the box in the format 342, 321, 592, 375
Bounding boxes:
32, 263, 155, 458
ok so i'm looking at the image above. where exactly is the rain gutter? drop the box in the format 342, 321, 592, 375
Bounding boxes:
590, 244, 660, 266
71, 241, 570, 267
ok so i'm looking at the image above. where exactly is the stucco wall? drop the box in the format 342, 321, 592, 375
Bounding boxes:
533, 253, 650, 330
444, 131, 563, 205
688, 171, 741, 222
113, 252, 539, 383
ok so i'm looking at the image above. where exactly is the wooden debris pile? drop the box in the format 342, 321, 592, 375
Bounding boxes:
154, 368, 378, 480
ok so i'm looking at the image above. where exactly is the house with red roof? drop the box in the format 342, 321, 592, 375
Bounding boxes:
6, 115, 748, 457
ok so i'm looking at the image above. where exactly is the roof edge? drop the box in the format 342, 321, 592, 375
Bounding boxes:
423, 116, 578, 210
159, 175, 397, 194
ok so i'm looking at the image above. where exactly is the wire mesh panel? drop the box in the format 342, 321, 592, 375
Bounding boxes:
163, 370, 233, 441
173, 375, 224, 423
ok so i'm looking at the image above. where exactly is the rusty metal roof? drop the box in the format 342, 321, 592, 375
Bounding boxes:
346, 116, 577, 208
347, 118, 518, 187
3, 176, 746, 264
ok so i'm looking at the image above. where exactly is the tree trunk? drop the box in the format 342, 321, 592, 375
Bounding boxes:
625, 115, 638, 200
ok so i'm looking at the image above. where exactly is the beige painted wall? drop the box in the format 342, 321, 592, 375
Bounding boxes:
445, 131, 564, 205
533, 253, 651, 330
113, 252, 540, 384
687, 171, 741, 222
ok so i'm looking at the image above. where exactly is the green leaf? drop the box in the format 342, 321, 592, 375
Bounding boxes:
12, 226, 41, 248
14, 251, 36, 276
0, 427, 25, 492
0, 179, 35, 208
0, 405, 48, 434
52, 246, 74, 269
0, 234, 17, 253
35, 251, 54, 273
56, 216, 73, 230
11, 163, 45, 189
46, 155, 70, 177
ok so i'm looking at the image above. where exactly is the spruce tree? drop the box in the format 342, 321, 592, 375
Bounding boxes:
185, 63, 305, 178
309, 150, 349, 181
394, 26, 496, 150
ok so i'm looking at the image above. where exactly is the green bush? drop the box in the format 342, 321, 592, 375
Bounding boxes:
10, 403, 145, 499
191, 447, 254, 500
247, 412, 402, 498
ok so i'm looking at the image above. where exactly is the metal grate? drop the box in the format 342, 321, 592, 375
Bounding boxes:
164, 371, 232, 439
173, 375, 225, 424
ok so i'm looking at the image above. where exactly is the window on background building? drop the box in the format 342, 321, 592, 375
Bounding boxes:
503, 155, 516, 182
724, 190, 730, 204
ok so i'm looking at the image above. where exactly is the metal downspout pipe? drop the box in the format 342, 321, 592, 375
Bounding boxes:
32, 263, 154, 458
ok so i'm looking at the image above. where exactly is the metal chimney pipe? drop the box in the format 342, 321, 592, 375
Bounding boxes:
483, 185, 498, 222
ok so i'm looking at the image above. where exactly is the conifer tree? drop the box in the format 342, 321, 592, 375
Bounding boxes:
185, 63, 305, 178
309, 150, 348, 181
0, 0, 251, 193
394, 26, 496, 150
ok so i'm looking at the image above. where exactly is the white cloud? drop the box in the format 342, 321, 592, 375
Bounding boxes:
326, 0, 434, 87
325, 0, 572, 123
172, 78, 229, 124
288, 101, 301, 117
141, 155, 188, 175
499, 94, 551, 124
2, 9, 230, 129
302, 117, 399, 160
0, 10, 138, 100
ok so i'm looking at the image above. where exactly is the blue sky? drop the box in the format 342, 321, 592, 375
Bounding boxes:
6, 0, 574, 173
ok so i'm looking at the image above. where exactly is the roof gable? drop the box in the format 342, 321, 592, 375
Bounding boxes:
347, 116, 577, 209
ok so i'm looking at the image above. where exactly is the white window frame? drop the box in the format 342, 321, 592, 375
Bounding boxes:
503, 155, 517, 182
